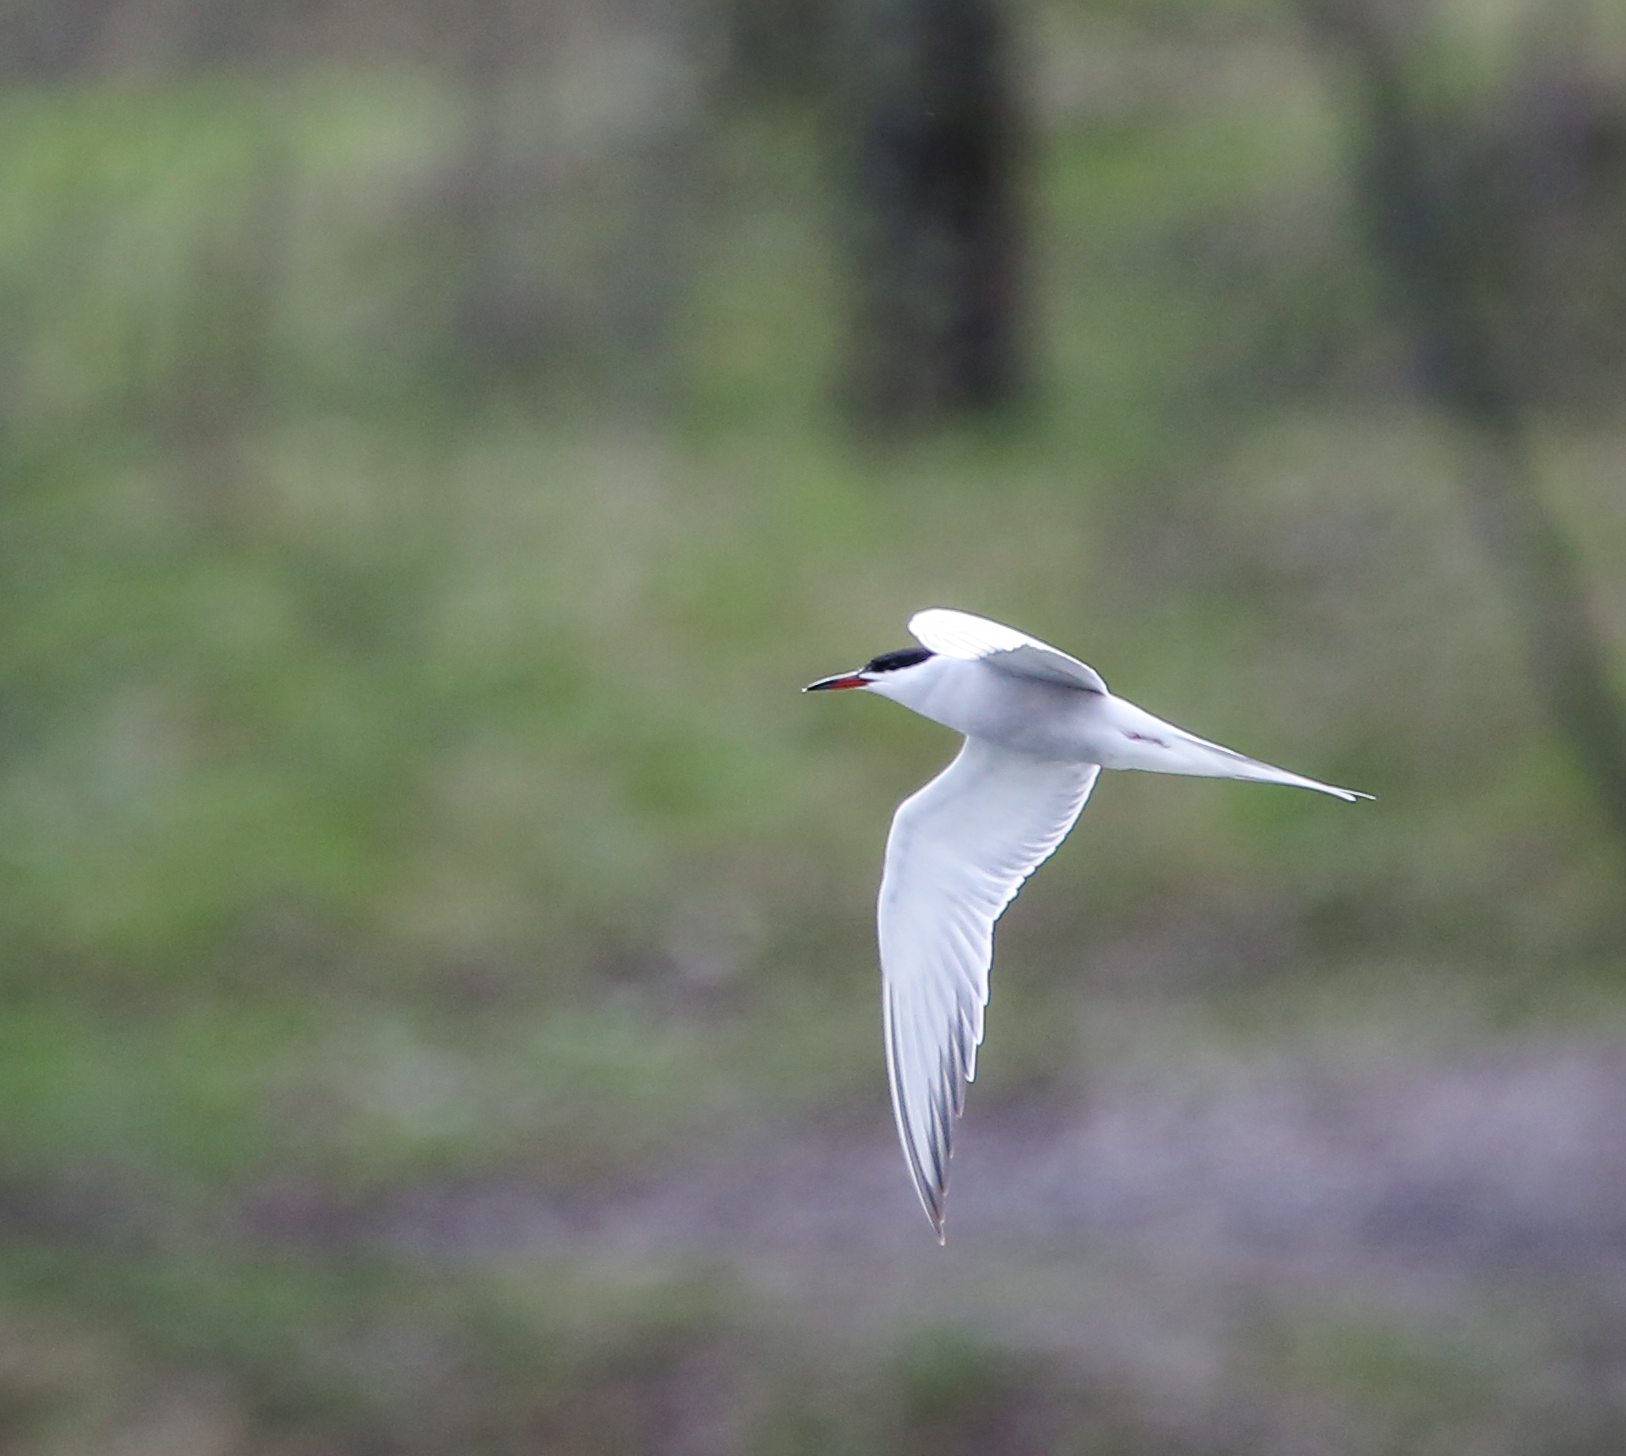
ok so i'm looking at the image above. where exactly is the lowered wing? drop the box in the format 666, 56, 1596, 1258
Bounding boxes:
878, 735, 1099, 1240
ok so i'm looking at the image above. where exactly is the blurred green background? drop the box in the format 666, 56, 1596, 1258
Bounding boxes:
2, 0, 1625, 1451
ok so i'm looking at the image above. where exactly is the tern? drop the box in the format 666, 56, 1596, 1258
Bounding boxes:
806, 608, 1370, 1241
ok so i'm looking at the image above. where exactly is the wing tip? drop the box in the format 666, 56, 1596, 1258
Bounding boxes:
886, 987, 957, 1243
918, 1181, 949, 1244
901, 1155, 950, 1243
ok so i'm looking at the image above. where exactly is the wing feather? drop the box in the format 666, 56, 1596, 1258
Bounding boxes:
909, 608, 1108, 694
878, 737, 1099, 1240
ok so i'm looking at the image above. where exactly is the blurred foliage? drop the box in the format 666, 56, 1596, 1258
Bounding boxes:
0, 0, 1621, 1452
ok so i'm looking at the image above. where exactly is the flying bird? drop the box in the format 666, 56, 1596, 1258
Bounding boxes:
806, 608, 1370, 1241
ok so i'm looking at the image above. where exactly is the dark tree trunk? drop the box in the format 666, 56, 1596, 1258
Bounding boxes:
1304, 0, 1626, 852
842, 0, 1023, 431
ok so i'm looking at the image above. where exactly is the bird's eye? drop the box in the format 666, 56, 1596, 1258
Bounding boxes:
863, 647, 934, 674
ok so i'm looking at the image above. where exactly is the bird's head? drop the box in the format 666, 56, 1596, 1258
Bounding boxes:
804, 646, 937, 698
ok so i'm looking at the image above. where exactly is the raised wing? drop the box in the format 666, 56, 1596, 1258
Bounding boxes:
878, 736, 1099, 1240
909, 608, 1108, 694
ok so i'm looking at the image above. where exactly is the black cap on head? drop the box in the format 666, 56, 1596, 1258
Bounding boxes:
863, 647, 934, 674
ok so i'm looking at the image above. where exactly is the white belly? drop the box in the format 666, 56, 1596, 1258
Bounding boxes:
903, 659, 1222, 771
907, 661, 1109, 761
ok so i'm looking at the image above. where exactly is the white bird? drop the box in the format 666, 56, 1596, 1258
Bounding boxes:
805, 608, 1370, 1241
